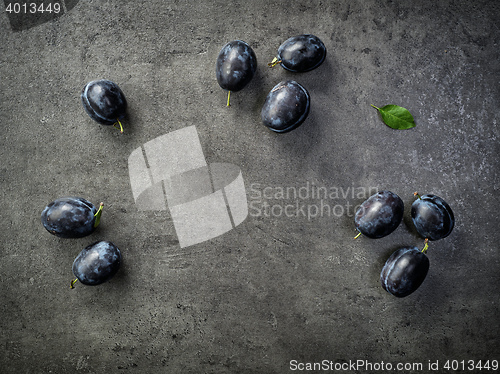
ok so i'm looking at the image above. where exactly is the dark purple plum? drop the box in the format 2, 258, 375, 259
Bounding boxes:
71, 241, 122, 287
261, 80, 310, 133
81, 79, 127, 132
411, 193, 454, 241
380, 246, 429, 298
215, 40, 257, 106
354, 190, 404, 239
41, 197, 103, 238
269, 34, 326, 72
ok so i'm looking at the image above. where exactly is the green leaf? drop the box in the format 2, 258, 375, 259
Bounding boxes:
371, 104, 415, 130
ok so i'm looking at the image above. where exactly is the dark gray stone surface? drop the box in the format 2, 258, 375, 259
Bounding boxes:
1, 0, 499, 373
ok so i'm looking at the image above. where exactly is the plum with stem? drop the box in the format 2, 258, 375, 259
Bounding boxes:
71, 241, 122, 288
354, 190, 404, 239
215, 40, 257, 106
380, 240, 430, 298
41, 197, 103, 238
268, 34, 326, 72
81, 79, 127, 133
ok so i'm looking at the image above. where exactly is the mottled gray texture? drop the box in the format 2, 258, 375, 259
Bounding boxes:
1, 0, 499, 373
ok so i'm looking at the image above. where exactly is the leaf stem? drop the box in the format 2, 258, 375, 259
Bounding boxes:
370, 104, 380, 110
93, 202, 104, 228
421, 238, 429, 254
268, 57, 282, 68
70, 278, 78, 289
113, 119, 124, 133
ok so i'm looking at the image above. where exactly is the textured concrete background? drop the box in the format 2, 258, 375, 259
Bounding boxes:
1, 0, 499, 373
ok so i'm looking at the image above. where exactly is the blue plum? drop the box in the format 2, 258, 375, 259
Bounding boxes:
411, 193, 454, 241
270, 34, 326, 72
380, 247, 429, 298
41, 197, 103, 238
71, 241, 122, 287
215, 40, 257, 105
261, 80, 310, 133
354, 190, 404, 239
81, 79, 127, 132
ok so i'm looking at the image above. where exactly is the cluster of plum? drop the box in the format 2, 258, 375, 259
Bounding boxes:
354, 190, 455, 298
39, 80, 129, 288
41, 197, 121, 288
77, 35, 327, 135
215, 34, 326, 133
44, 36, 456, 302
43, 36, 327, 287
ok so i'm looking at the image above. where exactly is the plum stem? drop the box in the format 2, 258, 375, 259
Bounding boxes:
354, 232, 362, 239
93, 202, 104, 228
421, 238, 429, 254
227, 91, 231, 107
414, 191, 422, 200
268, 57, 282, 68
113, 119, 124, 134
70, 278, 78, 289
